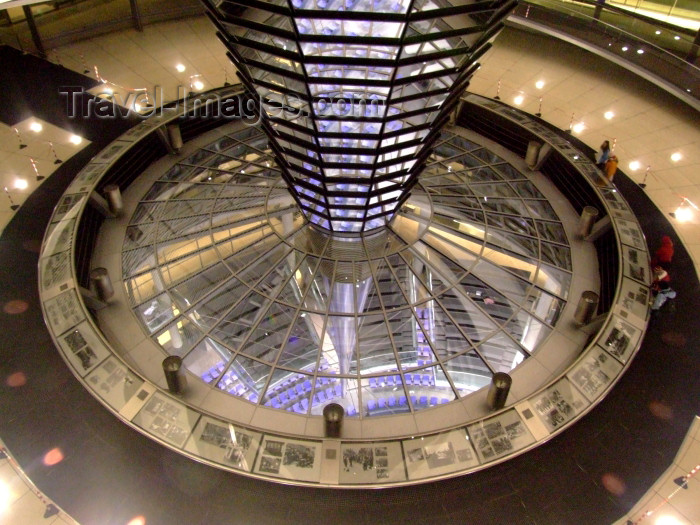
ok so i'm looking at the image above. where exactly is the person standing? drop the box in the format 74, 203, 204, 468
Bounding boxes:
651, 235, 674, 271
650, 266, 676, 312
604, 154, 618, 181
596, 140, 611, 167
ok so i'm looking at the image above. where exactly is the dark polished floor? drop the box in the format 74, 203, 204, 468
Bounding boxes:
1, 46, 699, 525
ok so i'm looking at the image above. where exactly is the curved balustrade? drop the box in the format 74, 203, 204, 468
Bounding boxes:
38, 87, 651, 488
510, 0, 700, 110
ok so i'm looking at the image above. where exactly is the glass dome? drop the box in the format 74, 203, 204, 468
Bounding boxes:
122, 127, 572, 418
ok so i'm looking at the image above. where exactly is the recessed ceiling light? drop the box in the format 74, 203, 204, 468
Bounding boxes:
69, 134, 82, 145
193, 80, 204, 91
513, 94, 524, 105
176, 63, 186, 72
604, 111, 614, 120
535, 80, 545, 89
621, 46, 629, 52
655, 30, 661, 35
629, 160, 641, 171
572, 122, 585, 134
670, 152, 682, 162
674, 205, 692, 222
0, 480, 12, 513
674, 35, 680, 40
29, 122, 43, 132
655, 515, 683, 525
14, 178, 28, 190
637, 49, 644, 54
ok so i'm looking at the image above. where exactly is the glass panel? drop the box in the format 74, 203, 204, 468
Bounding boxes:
277, 255, 322, 306
356, 313, 395, 375
504, 311, 552, 354
276, 313, 321, 369
135, 292, 175, 334
443, 350, 492, 397
262, 369, 312, 412
540, 242, 572, 271
161, 200, 215, 220
458, 273, 519, 324
129, 202, 163, 224
123, 246, 156, 277
321, 377, 361, 417
421, 233, 478, 279
395, 250, 433, 304
492, 162, 524, 180
524, 289, 565, 326
155, 316, 203, 357
469, 257, 532, 307
169, 262, 232, 311
183, 337, 232, 384
383, 307, 421, 371
469, 182, 519, 199
237, 243, 291, 289
361, 377, 410, 417
477, 332, 527, 373
537, 220, 568, 244
302, 258, 333, 312
372, 258, 407, 310
524, 200, 559, 221
220, 229, 275, 272
238, 302, 297, 363
434, 292, 499, 344
536, 263, 572, 300
125, 269, 162, 306
471, 148, 503, 164
413, 299, 462, 360
221, 356, 271, 400
485, 231, 539, 261
187, 278, 248, 331
124, 223, 158, 250
160, 246, 221, 287
324, 315, 359, 374
488, 215, 537, 237
212, 291, 274, 348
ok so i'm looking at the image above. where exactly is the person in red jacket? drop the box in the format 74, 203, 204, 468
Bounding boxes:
651, 235, 674, 270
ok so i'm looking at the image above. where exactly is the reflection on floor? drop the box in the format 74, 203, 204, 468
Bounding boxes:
0, 439, 76, 525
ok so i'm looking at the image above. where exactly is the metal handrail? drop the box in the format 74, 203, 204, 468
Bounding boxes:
510, 0, 700, 111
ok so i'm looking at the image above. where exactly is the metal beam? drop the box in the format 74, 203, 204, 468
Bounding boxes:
129, 0, 143, 32
22, 5, 45, 58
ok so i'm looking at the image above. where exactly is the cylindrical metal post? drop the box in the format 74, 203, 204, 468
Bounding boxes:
486, 372, 512, 410
573, 291, 599, 326
525, 141, 542, 169
323, 403, 344, 438
167, 124, 183, 152
578, 206, 599, 238
162, 356, 187, 395
103, 184, 123, 217
89, 267, 114, 301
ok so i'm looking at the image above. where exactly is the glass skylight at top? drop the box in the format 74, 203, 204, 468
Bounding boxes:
203, 0, 515, 232
122, 128, 572, 419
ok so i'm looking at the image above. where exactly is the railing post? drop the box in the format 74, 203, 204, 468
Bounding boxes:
578, 206, 599, 238
573, 291, 599, 326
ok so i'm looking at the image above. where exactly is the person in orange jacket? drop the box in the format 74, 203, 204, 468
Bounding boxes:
605, 155, 618, 181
